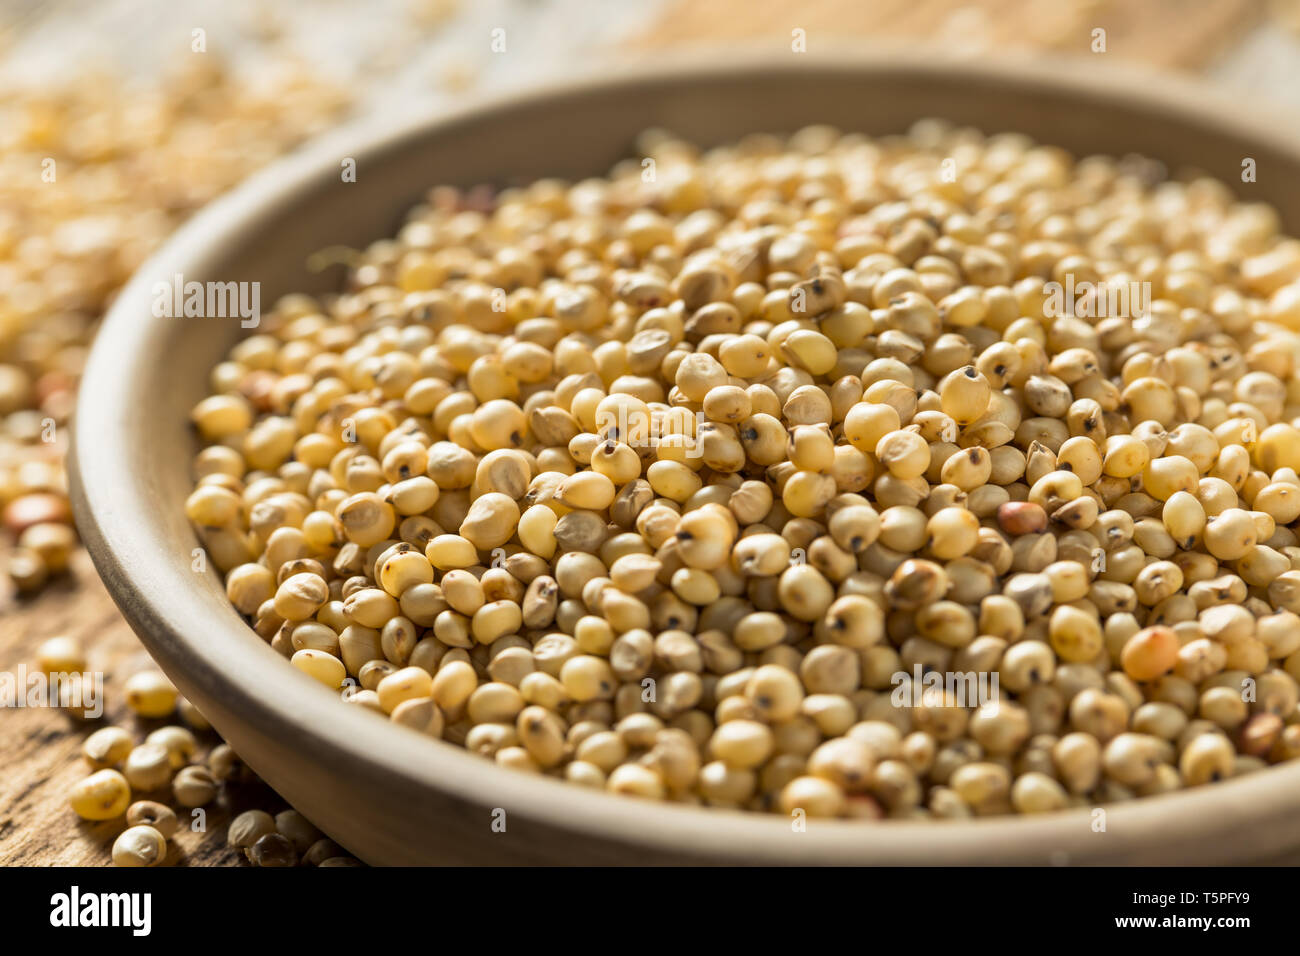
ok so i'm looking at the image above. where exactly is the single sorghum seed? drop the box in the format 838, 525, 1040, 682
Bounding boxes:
126, 800, 179, 838
247, 832, 298, 868
68, 770, 131, 821
274, 809, 323, 854
123, 670, 178, 718
81, 726, 133, 769
172, 766, 218, 808
227, 809, 277, 849
112, 825, 167, 868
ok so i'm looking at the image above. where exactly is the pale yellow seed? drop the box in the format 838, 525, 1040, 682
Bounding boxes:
112, 825, 167, 867
291, 648, 347, 689
69, 770, 131, 820
124, 670, 178, 718
377, 666, 435, 714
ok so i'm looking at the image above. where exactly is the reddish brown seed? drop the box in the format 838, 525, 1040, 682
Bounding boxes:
843, 793, 886, 819
997, 501, 1047, 536
237, 369, 279, 412
34, 370, 76, 407
1271, 724, 1300, 762
3, 493, 72, 535
1120, 625, 1180, 681
1239, 713, 1284, 757
246, 832, 298, 867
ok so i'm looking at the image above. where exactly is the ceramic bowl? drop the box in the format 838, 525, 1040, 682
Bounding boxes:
71, 50, 1300, 864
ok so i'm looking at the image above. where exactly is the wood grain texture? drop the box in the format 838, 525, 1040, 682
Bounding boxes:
0, 0, 1295, 866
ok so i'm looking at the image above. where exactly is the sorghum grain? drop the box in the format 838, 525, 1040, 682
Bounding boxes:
68, 769, 131, 821
111, 825, 167, 868
126, 801, 179, 839
186, 123, 1300, 820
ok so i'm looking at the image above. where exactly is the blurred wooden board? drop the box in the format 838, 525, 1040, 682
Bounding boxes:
632, 0, 1264, 70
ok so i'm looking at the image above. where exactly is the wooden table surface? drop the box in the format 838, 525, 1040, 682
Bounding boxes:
3, 0, 1298, 866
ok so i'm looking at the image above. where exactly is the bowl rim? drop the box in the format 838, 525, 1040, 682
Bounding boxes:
70, 46, 1300, 864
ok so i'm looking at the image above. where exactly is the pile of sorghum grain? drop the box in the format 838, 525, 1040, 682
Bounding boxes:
47, 632, 358, 867
0, 58, 348, 593
188, 123, 1300, 819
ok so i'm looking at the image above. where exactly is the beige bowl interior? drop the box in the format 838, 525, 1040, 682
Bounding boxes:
71, 50, 1300, 864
